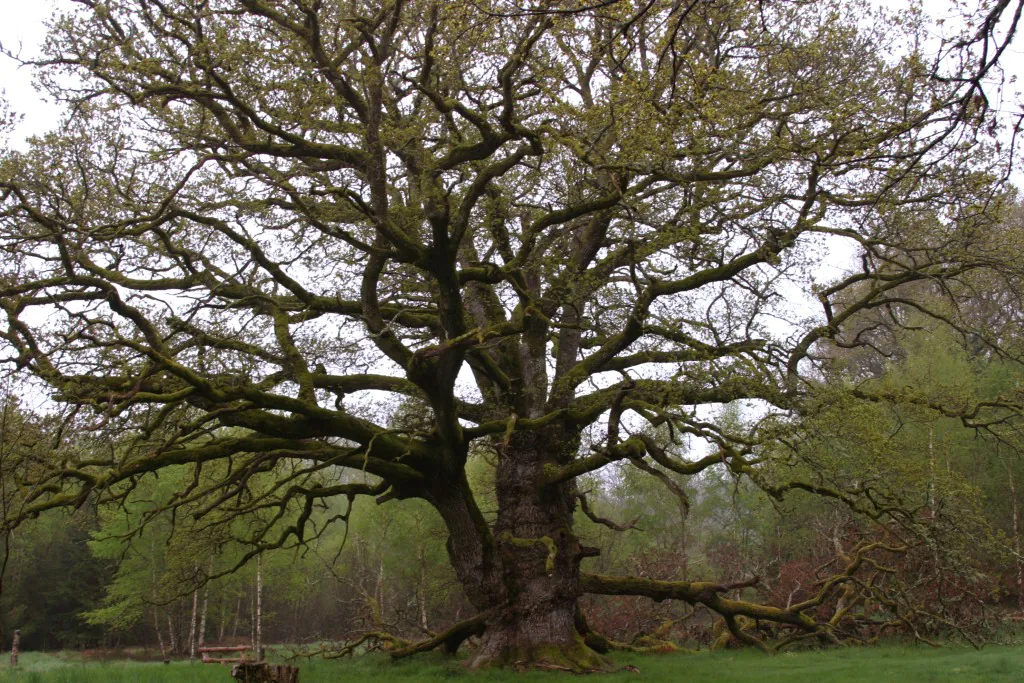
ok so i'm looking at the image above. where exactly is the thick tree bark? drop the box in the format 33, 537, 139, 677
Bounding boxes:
433, 430, 606, 671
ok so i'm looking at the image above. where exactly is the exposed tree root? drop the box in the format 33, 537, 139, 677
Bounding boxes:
467, 633, 614, 673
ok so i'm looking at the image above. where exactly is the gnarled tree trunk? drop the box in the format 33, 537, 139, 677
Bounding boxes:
432, 430, 606, 671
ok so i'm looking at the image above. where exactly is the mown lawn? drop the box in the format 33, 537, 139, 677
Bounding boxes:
4, 644, 1024, 682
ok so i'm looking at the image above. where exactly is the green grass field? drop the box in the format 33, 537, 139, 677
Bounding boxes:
4, 645, 1024, 682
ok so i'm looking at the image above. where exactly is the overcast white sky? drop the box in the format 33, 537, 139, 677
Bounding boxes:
0, 1, 63, 143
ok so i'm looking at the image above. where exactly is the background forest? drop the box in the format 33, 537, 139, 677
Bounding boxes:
3, 283, 1024, 655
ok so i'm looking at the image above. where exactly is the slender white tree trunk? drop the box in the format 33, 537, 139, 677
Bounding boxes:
150, 537, 165, 658
167, 614, 177, 655
927, 423, 936, 514
218, 599, 227, 642
250, 590, 255, 652
198, 566, 211, 650
255, 554, 263, 659
9, 629, 19, 668
232, 592, 242, 639
153, 608, 166, 658
417, 544, 429, 634
375, 555, 385, 627
188, 577, 199, 660
1005, 459, 1024, 613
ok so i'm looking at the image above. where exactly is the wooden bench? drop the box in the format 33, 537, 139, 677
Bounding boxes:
199, 645, 254, 664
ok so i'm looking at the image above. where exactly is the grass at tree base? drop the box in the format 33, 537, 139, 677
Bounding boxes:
5, 644, 1024, 682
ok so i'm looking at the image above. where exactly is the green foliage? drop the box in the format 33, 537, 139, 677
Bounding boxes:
0, 510, 110, 650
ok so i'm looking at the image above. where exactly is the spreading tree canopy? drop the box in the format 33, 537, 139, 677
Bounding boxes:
2, 0, 1024, 671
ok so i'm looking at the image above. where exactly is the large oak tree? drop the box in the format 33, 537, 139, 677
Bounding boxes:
1, 0, 1023, 670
